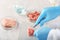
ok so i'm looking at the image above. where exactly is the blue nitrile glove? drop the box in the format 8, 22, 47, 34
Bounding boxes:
34, 27, 52, 40
34, 6, 60, 27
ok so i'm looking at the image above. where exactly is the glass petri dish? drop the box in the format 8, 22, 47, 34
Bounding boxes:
0, 17, 19, 30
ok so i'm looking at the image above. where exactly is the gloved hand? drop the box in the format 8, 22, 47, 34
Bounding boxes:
34, 6, 60, 27
33, 27, 52, 40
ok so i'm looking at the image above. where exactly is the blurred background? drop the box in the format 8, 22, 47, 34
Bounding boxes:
0, 0, 60, 40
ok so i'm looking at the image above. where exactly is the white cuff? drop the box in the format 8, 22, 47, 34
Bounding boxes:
47, 29, 60, 40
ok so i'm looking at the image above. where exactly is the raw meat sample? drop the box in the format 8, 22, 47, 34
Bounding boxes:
1, 18, 16, 29
27, 27, 34, 36
27, 11, 40, 22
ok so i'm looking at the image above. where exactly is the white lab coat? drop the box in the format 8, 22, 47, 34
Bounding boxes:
47, 29, 60, 40
43, 16, 60, 40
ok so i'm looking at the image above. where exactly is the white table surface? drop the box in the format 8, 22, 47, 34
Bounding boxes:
0, 14, 38, 40
0, 14, 60, 40
0, 0, 60, 39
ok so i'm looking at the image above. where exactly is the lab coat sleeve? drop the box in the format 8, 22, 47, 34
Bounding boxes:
33, 27, 60, 40
47, 29, 60, 40
33, 27, 52, 40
